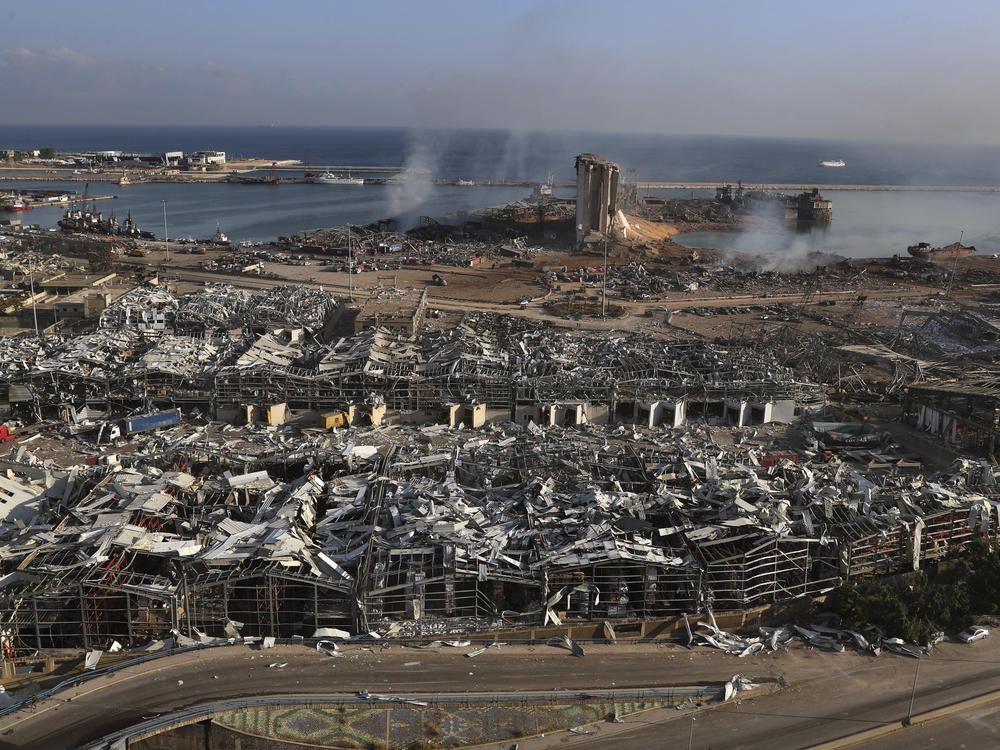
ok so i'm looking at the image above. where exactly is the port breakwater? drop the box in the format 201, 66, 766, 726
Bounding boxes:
639, 182, 1000, 192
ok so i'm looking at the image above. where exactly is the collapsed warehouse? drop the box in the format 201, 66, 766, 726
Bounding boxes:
0, 423, 996, 655
0, 284, 821, 428
1, 281, 997, 656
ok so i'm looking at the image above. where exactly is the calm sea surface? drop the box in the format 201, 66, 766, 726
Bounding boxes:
1, 126, 999, 254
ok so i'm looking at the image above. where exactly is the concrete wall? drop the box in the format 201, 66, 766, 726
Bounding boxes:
513, 404, 540, 425
463, 402, 486, 428
585, 403, 610, 425
267, 403, 287, 426
548, 402, 584, 426
214, 405, 241, 423
769, 399, 796, 424
132, 720, 211, 750
672, 399, 687, 427
725, 399, 749, 427
389, 408, 442, 425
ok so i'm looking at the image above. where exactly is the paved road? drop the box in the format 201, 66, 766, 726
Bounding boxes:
2, 640, 1000, 750
529, 646, 1000, 750
866, 698, 1000, 749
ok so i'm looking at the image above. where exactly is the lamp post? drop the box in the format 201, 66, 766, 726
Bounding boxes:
602, 234, 607, 319
945, 229, 963, 299
687, 715, 696, 750
904, 656, 921, 726
28, 254, 39, 337
347, 223, 354, 302
161, 199, 169, 264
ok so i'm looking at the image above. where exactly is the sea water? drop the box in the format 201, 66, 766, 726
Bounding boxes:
2, 125, 999, 254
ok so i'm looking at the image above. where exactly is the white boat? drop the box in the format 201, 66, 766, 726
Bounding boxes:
456, 178, 475, 186
313, 172, 364, 185
211, 222, 230, 245
818, 159, 846, 167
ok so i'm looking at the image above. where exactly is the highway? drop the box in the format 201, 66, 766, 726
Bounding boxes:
2, 640, 1000, 749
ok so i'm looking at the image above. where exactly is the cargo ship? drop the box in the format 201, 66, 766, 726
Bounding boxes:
0, 194, 33, 211
907, 241, 976, 258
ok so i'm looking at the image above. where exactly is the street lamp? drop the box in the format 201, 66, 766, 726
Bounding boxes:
28, 254, 39, 337
904, 656, 921, 726
945, 229, 964, 299
347, 223, 354, 302
161, 199, 169, 264
687, 715, 696, 750
602, 235, 607, 319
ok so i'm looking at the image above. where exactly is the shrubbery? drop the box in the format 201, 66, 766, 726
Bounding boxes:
825, 540, 1000, 644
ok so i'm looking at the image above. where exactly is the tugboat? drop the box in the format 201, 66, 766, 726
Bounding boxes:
58, 205, 154, 239
209, 222, 230, 245
118, 211, 156, 240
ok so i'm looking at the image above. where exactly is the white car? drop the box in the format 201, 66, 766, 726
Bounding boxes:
958, 627, 989, 643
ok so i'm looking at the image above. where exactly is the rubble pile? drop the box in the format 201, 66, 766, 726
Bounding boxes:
98, 286, 178, 331
0, 250, 83, 277
174, 284, 255, 333
1, 420, 996, 653
253, 284, 339, 332
2, 285, 824, 420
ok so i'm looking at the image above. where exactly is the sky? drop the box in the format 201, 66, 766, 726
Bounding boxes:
3, 0, 1000, 143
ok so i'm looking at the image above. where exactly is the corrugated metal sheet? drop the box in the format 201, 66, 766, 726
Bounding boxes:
7, 385, 31, 402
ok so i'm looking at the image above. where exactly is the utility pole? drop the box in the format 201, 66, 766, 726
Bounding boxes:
347, 223, 354, 302
945, 229, 963, 299
28, 254, 39, 337
687, 715, 696, 750
904, 656, 921, 726
161, 199, 169, 265
602, 235, 608, 319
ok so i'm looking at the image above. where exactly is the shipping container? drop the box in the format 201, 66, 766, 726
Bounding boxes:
124, 409, 181, 434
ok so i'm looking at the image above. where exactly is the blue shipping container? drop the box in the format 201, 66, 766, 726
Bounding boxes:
125, 409, 181, 434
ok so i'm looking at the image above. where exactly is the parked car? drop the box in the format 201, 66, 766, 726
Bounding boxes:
958, 627, 989, 643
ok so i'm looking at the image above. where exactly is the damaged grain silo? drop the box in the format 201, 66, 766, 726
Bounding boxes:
575, 153, 620, 247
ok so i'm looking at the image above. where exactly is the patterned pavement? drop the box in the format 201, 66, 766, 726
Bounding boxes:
216, 697, 680, 747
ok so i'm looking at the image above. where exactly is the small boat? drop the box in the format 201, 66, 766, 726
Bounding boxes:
456, 178, 475, 186
818, 159, 846, 167
907, 241, 976, 258
313, 172, 364, 185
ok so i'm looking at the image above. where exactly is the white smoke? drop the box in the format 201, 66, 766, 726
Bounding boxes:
719, 196, 838, 272
386, 134, 440, 230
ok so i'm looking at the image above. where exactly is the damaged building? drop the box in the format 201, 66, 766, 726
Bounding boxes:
1, 421, 996, 654
0, 283, 824, 430
575, 153, 620, 247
